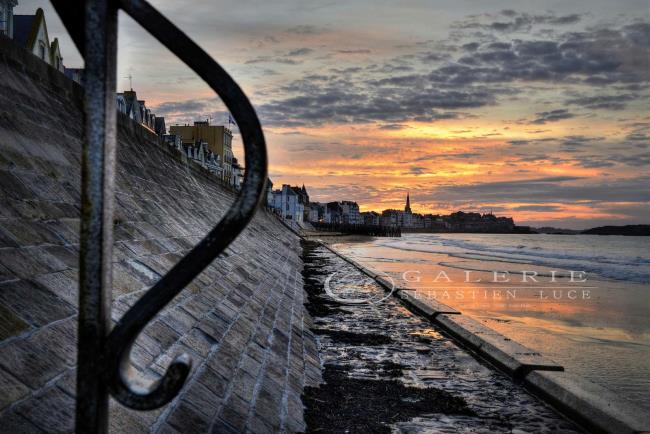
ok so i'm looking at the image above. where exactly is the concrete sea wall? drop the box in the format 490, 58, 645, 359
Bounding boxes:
0, 36, 321, 433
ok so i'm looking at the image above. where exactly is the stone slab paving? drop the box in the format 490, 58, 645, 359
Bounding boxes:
303, 243, 581, 433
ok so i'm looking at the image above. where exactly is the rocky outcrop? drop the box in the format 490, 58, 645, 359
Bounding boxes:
581, 225, 650, 236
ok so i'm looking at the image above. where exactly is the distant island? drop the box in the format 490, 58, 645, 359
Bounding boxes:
533, 227, 581, 235
581, 225, 650, 236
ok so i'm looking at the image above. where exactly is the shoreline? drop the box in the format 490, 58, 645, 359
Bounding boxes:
320, 241, 650, 433
302, 240, 581, 433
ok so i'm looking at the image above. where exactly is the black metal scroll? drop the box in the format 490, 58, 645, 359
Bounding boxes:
51, 1, 267, 432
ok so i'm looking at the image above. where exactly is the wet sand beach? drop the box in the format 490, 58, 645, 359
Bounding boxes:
302, 240, 580, 433
332, 233, 650, 412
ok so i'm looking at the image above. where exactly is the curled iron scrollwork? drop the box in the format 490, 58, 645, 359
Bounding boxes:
52, 0, 267, 413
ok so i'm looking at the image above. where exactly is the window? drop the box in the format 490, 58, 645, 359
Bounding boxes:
39, 43, 45, 60
0, 7, 6, 35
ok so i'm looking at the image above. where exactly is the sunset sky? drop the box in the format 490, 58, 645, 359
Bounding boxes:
19, 0, 650, 229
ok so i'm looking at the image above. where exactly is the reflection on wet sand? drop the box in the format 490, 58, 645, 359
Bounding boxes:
333, 237, 650, 412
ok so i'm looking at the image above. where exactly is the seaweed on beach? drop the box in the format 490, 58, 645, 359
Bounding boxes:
301, 240, 347, 317
302, 364, 474, 434
312, 329, 394, 346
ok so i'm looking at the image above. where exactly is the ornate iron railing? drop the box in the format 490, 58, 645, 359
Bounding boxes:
51, 1, 267, 432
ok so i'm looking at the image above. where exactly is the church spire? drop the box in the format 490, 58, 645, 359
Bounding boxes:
405, 192, 411, 213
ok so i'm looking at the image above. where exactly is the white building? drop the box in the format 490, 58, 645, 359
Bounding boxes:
269, 184, 308, 225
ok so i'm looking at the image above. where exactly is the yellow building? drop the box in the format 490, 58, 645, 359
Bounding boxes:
169, 121, 233, 181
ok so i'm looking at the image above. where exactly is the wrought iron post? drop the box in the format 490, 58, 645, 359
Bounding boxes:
75, 0, 118, 431
51, 0, 268, 432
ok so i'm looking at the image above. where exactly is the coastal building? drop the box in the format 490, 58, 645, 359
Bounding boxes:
4, 3, 84, 83
154, 116, 166, 137
340, 201, 361, 224
116, 89, 163, 135
163, 134, 182, 151
361, 211, 380, 226
444, 211, 515, 233
64, 67, 84, 84
170, 121, 233, 183
381, 209, 401, 227
183, 140, 223, 177
12, 8, 63, 71
379, 194, 413, 227
325, 202, 343, 224
0, 0, 18, 38
307, 202, 324, 222
269, 184, 307, 224
402, 192, 413, 228
423, 214, 449, 230
266, 178, 274, 208
231, 157, 243, 190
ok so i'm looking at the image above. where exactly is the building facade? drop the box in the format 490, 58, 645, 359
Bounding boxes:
116, 89, 164, 136
269, 184, 308, 224
231, 157, 243, 190
307, 202, 323, 223
12, 8, 63, 71
169, 121, 233, 183
361, 211, 381, 226
340, 201, 361, 224
0, 0, 18, 38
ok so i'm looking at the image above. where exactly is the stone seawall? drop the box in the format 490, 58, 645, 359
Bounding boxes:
0, 36, 321, 433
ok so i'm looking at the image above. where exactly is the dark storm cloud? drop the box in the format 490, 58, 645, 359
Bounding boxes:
429, 176, 650, 204
410, 152, 482, 163
408, 166, 428, 175
429, 23, 650, 87
626, 132, 650, 142
255, 57, 301, 65
575, 156, 616, 168
565, 94, 639, 110
246, 48, 314, 64
285, 25, 326, 35
378, 123, 407, 130
258, 82, 489, 126
255, 18, 648, 127
337, 49, 372, 54
152, 100, 213, 114
512, 205, 562, 211
288, 48, 314, 56
453, 11, 583, 33
560, 135, 601, 151
609, 152, 650, 166
531, 109, 575, 124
